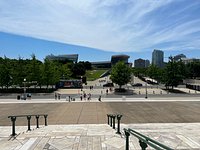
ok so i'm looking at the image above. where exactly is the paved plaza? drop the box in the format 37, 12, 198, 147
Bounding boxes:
1, 98, 200, 126
0, 97, 200, 149
1, 76, 200, 149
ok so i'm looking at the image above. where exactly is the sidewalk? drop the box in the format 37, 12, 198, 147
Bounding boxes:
1, 123, 200, 149
1, 97, 200, 104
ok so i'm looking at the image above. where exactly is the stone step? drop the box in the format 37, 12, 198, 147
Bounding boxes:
0, 123, 200, 149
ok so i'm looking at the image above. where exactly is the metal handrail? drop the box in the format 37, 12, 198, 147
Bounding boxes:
8, 114, 47, 118
107, 114, 123, 134
8, 114, 48, 136
124, 128, 174, 150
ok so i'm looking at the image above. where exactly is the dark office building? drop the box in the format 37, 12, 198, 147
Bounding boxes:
152, 49, 164, 68
90, 61, 111, 68
46, 54, 78, 63
111, 54, 130, 65
134, 58, 145, 68
134, 58, 150, 68
91, 54, 130, 68
174, 54, 186, 62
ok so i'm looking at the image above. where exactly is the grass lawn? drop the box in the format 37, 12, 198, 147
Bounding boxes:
86, 69, 108, 81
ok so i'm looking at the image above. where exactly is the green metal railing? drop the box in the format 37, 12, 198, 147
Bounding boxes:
8, 114, 48, 136
124, 128, 174, 150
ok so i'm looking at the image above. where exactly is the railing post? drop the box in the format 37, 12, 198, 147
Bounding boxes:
44, 115, 48, 126
125, 130, 130, 150
27, 116, 31, 131
117, 114, 122, 134
112, 115, 116, 129
10, 116, 16, 136
107, 114, 110, 125
110, 115, 113, 127
139, 140, 148, 150
36, 115, 39, 128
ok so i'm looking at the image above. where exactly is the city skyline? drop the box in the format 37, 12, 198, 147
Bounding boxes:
0, 0, 200, 62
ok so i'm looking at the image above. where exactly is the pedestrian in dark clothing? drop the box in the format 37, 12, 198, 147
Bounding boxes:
80, 95, 83, 101
98, 95, 101, 102
83, 93, 86, 100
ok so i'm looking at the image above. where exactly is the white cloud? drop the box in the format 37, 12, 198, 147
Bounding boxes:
0, 0, 199, 52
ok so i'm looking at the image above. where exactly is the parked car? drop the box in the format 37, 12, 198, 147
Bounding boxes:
131, 83, 143, 87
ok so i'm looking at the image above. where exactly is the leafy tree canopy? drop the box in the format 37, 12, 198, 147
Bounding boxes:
110, 61, 131, 89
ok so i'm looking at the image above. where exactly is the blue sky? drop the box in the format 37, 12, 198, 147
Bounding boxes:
0, 0, 200, 62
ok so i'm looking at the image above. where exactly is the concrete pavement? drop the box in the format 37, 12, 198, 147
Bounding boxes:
1, 123, 200, 149
1, 98, 200, 149
1, 98, 200, 126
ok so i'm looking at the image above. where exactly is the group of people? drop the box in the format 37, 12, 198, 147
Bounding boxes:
80, 92, 91, 101
55, 84, 112, 102
89, 86, 94, 90
55, 93, 61, 100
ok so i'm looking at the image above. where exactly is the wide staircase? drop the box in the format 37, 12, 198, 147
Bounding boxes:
1, 114, 200, 149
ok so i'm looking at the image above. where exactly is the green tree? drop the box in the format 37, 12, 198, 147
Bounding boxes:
110, 61, 131, 89
71, 62, 86, 77
27, 54, 42, 86
79, 61, 92, 70
163, 57, 186, 89
0, 57, 12, 89
146, 65, 163, 83
132, 67, 146, 77
11, 57, 28, 86
186, 62, 200, 78
147, 65, 158, 79
60, 64, 72, 79
41, 59, 59, 88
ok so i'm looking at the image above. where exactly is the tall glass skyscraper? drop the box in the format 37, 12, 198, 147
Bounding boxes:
152, 49, 164, 68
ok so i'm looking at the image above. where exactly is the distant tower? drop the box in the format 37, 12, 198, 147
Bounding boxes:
134, 58, 145, 68
145, 60, 150, 67
134, 58, 150, 68
152, 49, 164, 68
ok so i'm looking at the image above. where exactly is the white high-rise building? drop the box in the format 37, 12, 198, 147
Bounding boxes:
152, 49, 164, 68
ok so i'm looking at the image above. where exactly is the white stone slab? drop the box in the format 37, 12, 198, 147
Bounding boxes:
18, 138, 37, 150
177, 134, 200, 148
103, 136, 124, 149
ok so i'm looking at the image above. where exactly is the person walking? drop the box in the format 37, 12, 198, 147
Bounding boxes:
98, 95, 101, 102
55, 93, 57, 100
83, 92, 86, 100
80, 94, 83, 101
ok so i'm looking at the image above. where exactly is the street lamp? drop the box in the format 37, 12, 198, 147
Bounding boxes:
24, 78, 26, 100
80, 76, 83, 91
145, 80, 148, 99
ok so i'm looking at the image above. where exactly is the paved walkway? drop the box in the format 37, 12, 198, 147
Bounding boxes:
1, 97, 200, 149
1, 98, 200, 125
1, 123, 200, 149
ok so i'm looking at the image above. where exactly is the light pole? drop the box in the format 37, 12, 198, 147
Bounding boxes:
24, 78, 26, 100
145, 80, 148, 99
80, 76, 83, 91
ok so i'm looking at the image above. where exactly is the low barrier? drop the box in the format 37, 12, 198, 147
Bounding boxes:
107, 114, 123, 134
124, 128, 173, 150
8, 114, 48, 136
